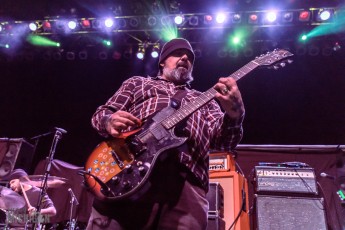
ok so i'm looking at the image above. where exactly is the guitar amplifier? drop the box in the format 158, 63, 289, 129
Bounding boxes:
206, 182, 224, 218
209, 152, 235, 172
255, 166, 318, 195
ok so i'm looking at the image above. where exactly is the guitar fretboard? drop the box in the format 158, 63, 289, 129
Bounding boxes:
162, 60, 259, 129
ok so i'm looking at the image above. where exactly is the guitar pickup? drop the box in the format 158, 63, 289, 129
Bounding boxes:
127, 136, 147, 156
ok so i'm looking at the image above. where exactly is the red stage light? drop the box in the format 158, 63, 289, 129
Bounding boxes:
299, 11, 310, 21
42, 21, 51, 30
248, 14, 258, 24
81, 19, 91, 28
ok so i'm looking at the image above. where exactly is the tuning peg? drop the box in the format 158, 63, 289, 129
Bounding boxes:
273, 65, 279, 70
280, 62, 286, 67
287, 59, 293, 64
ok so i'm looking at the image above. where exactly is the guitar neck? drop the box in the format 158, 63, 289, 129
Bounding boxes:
162, 60, 259, 129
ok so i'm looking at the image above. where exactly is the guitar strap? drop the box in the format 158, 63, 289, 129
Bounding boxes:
170, 88, 188, 109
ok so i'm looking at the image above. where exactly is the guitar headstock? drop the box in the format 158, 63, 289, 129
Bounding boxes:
255, 49, 294, 70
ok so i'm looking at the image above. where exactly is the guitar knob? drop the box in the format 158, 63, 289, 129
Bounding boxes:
125, 164, 133, 173
138, 166, 146, 176
111, 176, 120, 184
122, 181, 132, 189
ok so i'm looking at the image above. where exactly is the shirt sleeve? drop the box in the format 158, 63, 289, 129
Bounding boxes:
206, 99, 244, 151
91, 77, 140, 137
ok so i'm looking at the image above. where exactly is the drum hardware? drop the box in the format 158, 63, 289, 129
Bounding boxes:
33, 127, 67, 230
21, 175, 67, 188
67, 188, 79, 230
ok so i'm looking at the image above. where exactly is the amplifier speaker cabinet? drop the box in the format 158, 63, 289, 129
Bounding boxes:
0, 138, 34, 179
207, 215, 225, 230
210, 171, 250, 230
256, 195, 328, 230
206, 182, 224, 218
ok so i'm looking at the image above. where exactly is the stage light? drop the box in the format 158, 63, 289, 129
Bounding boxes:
300, 34, 308, 41
117, 18, 126, 28
317, 9, 332, 22
161, 16, 172, 26
129, 18, 140, 28
204, 15, 213, 24
67, 20, 77, 30
92, 19, 102, 29
282, 12, 293, 23
232, 36, 241, 45
333, 42, 341, 51
55, 21, 66, 31
0, 25, 2, 32
248, 13, 259, 24
29, 22, 38, 31
136, 45, 145, 60
231, 13, 241, 23
229, 48, 239, 58
147, 16, 157, 26
112, 50, 122, 60
217, 47, 227, 58
265, 11, 277, 23
189, 16, 199, 26
78, 50, 88, 60
174, 15, 184, 25
81, 19, 91, 28
42, 21, 51, 31
26, 35, 60, 47
53, 51, 62, 60
66, 51, 75, 60
103, 40, 112, 47
104, 18, 114, 28
215, 13, 226, 24
299, 11, 311, 22
99, 51, 108, 60
151, 44, 159, 58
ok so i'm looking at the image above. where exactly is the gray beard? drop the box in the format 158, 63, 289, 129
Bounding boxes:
162, 66, 193, 84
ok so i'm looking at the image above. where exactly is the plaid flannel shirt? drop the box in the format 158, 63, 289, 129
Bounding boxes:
91, 76, 243, 191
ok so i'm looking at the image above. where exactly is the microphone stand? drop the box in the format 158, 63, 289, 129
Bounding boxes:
33, 129, 65, 229
68, 188, 79, 230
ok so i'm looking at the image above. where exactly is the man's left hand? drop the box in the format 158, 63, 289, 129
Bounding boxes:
214, 77, 245, 120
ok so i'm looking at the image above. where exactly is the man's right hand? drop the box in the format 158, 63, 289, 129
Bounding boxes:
105, 110, 141, 137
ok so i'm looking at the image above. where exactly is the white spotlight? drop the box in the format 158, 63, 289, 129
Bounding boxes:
216, 12, 226, 24
104, 18, 114, 28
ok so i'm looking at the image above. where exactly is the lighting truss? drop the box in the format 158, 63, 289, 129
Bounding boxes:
0, 8, 340, 36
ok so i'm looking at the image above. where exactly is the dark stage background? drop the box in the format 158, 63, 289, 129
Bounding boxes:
1, 0, 345, 229
0, 51, 344, 168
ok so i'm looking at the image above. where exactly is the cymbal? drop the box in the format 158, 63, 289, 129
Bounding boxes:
0, 186, 25, 210
21, 175, 68, 188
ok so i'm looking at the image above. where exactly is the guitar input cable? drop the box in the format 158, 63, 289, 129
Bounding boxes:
78, 170, 115, 197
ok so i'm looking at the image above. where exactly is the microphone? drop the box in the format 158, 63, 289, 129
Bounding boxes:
68, 188, 79, 205
54, 127, 67, 134
320, 172, 336, 179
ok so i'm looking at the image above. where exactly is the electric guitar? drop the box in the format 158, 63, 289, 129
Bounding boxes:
83, 49, 293, 201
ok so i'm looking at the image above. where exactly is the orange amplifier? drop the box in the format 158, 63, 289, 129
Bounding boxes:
209, 152, 236, 172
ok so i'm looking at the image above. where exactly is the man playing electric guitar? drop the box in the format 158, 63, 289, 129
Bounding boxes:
86, 38, 245, 230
